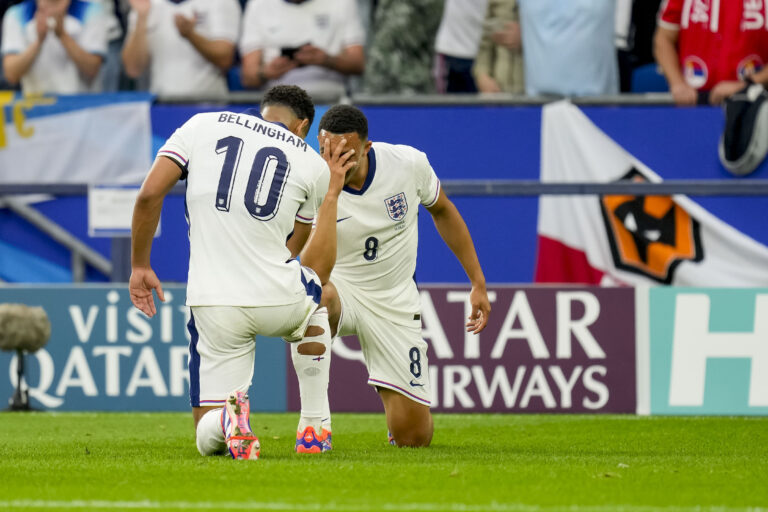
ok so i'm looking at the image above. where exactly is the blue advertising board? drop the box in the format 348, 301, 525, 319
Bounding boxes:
0, 287, 286, 411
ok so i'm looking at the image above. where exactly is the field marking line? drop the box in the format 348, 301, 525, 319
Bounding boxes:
0, 501, 765, 512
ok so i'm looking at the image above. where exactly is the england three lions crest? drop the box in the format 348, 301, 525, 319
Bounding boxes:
385, 193, 408, 221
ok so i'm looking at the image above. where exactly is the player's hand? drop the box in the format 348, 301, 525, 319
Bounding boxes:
293, 44, 328, 67
709, 80, 747, 105
129, 0, 151, 18
670, 82, 697, 106
129, 267, 165, 318
174, 14, 196, 39
34, 11, 48, 42
466, 284, 490, 334
263, 56, 298, 80
321, 136, 356, 196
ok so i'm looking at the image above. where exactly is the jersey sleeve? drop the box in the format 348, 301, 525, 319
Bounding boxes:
295, 161, 329, 224
238, 0, 265, 55
157, 115, 200, 180
1, 6, 27, 55
657, 0, 682, 30
414, 149, 441, 208
80, 2, 108, 56
207, 0, 241, 43
340, 0, 365, 47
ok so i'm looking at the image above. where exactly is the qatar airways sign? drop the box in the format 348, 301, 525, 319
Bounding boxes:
313, 286, 636, 413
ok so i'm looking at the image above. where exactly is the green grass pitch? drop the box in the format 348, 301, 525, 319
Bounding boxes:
0, 413, 766, 511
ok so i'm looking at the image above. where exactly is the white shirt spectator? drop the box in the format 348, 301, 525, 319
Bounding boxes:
1, 0, 107, 94
126, 0, 240, 96
434, 0, 488, 59
239, 0, 365, 98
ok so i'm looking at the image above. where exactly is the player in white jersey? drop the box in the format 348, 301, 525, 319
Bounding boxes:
291, 105, 491, 448
130, 86, 355, 459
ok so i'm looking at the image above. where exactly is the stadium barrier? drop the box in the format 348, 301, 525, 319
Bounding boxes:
0, 284, 765, 416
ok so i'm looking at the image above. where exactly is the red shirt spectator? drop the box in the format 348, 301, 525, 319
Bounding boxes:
655, 0, 768, 105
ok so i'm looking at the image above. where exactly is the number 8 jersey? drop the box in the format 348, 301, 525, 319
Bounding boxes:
331, 142, 441, 326
158, 110, 329, 307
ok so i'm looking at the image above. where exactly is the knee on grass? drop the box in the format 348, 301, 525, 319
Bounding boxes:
390, 425, 433, 448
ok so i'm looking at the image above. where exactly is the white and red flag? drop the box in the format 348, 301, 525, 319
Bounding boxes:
535, 101, 768, 286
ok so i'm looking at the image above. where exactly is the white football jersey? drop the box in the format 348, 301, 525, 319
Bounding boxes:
158, 110, 329, 307
331, 142, 440, 325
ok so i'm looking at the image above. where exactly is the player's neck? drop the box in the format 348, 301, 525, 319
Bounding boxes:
346, 153, 370, 191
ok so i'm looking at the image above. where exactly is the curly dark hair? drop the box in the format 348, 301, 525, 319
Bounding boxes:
318, 104, 368, 140
261, 85, 315, 126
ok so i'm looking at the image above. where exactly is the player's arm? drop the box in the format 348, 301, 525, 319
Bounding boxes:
427, 190, 491, 333
286, 221, 312, 259
129, 156, 180, 317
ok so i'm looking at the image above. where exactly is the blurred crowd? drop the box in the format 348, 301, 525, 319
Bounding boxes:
1, 0, 767, 105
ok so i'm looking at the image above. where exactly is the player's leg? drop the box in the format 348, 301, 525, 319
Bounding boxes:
188, 307, 260, 460
379, 388, 434, 447
378, 388, 434, 447
282, 266, 334, 452
290, 306, 332, 452
354, 306, 433, 448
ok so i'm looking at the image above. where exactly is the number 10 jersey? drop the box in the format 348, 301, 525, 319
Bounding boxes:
158, 110, 329, 307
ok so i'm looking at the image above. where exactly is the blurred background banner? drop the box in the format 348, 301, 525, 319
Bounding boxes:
0, 93, 152, 184
536, 101, 768, 286
298, 285, 637, 414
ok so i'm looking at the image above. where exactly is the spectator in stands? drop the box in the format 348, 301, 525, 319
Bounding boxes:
517, 0, 618, 97
473, 0, 524, 94
1, 0, 107, 94
239, 0, 364, 99
616, 0, 662, 93
122, 0, 240, 96
433, 0, 487, 94
654, 0, 768, 106
89, 0, 125, 92
0, 0, 22, 89
364, 0, 442, 94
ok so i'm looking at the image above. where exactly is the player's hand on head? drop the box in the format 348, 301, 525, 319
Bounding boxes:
322, 136, 356, 195
129, 267, 166, 318
466, 285, 491, 334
